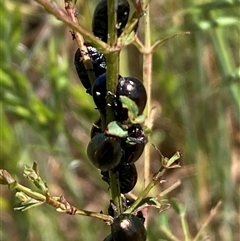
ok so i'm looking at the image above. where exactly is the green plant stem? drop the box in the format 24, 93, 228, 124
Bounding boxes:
143, 0, 152, 199
12, 182, 46, 200
109, 171, 123, 214
106, 52, 119, 119
106, 0, 119, 98
105, 50, 119, 130
106, 0, 122, 214
180, 209, 191, 241
193, 201, 222, 241
120, 150, 181, 231
209, 12, 240, 122
0, 170, 113, 223
151, 32, 191, 51
125, 179, 156, 214
157, 180, 182, 198
143, 0, 152, 10
159, 227, 182, 241
125, 167, 168, 214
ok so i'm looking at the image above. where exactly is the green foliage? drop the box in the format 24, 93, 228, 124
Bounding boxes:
0, 0, 239, 241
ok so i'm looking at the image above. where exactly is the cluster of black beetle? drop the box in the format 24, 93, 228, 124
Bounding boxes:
74, 1, 147, 240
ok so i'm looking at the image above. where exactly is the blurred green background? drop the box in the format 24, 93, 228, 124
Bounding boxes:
0, 0, 239, 240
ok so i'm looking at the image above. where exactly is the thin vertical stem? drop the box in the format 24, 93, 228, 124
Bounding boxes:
143, 1, 152, 227
180, 210, 191, 241
210, 20, 239, 122
106, 0, 122, 214
106, 0, 119, 122
143, 3, 152, 190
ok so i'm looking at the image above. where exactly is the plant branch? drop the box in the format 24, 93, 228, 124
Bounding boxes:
33, 0, 110, 53
142, 0, 152, 10
156, 180, 182, 198
159, 227, 182, 241
151, 31, 191, 52
64, 1, 96, 85
129, 0, 143, 12
193, 201, 222, 241
125, 151, 181, 214
106, 0, 122, 214
0, 169, 113, 223
180, 208, 191, 241
142, 0, 152, 226
116, 11, 140, 47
